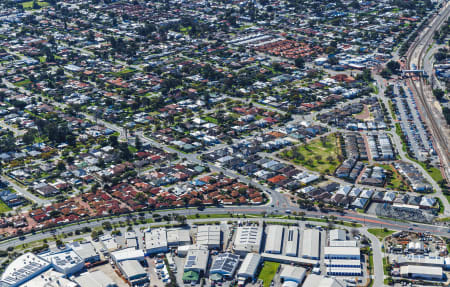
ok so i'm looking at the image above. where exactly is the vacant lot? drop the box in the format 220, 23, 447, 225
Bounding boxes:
280, 133, 342, 174
368, 228, 394, 240
258, 261, 280, 287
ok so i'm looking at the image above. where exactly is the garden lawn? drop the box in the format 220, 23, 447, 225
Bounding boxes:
258, 261, 279, 287
280, 133, 342, 174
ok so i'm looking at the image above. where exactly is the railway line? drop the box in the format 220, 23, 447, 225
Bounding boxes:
405, 3, 450, 182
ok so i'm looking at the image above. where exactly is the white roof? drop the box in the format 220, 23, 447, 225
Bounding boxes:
19, 269, 76, 287
111, 248, 145, 262
265, 225, 284, 253
329, 229, 346, 241
1, 253, 50, 286
184, 246, 209, 272
302, 274, 345, 287
119, 260, 146, 278
196, 225, 220, 247
279, 265, 306, 282
237, 253, 261, 277
329, 240, 357, 247
234, 225, 263, 253
302, 229, 320, 259
68, 242, 98, 261
285, 227, 299, 256
41, 250, 83, 273
74, 270, 117, 287
145, 228, 168, 251
400, 265, 443, 277
324, 246, 360, 256
167, 229, 191, 245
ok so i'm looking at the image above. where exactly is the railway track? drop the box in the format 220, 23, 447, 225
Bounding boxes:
405, 3, 450, 182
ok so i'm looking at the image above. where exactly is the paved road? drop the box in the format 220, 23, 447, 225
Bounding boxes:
0, 175, 48, 206
361, 228, 384, 287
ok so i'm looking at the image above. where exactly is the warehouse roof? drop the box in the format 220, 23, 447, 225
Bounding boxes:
119, 260, 146, 279
237, 253, 261, 277
324, 246, 360, 256
302, 274, 345, 287
74, 270, 116, 287
302, 229, 320, 259
329, 229, 346, 241
210, 253, 240, 276
196, 225, 220, 247
234, 225, 263, 253
111, 247, 145, 263
265, 225, 284, 253
400, 265, 443, 277
279, 265, 306, 282
1, 253, 50, 287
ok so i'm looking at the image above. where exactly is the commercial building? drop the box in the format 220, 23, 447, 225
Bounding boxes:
74, 270, 117, 287
111, 248, 145, 263
125, 232, 138, 249
0, 253, 51, 287
20, 269, 76, 287
167, 229, 191, 246
400, 265, 443, 280
183, 245, 209, 284
237, 253, 261, 279
285, 227, 299, 257
184, 245, 209, 274
196, 225, 221, 249
210, 253, 240, 278
118, 260, 149, 286
144, 228, 168, 255
234, 225, 263, 255
324, 247, 360, 260
279, 265, 306, 284
302, 274, 346, 287
100, 234, 119, 252
41, 250, 84, 275
265, 225, 284, 254
302, 229, 321, 260
68, 242, 100, 263
329, 229, 346, 242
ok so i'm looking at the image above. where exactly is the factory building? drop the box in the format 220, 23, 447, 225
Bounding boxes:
183, 245, 209, 284
265, 225, 284, 254
324, 247, 360, 260
285, 227, 299, 257
110, 248, 145, 263
118, 260, 149, 286
0, 253, 51, 287
279, 265, 306, 284
234, 225, 263, 255
237, 253, 261, 280
41, 250, 84, 275
196, 225, 221, 249
302, 229, 321, 260
400, 265, 443, 280
67, 242, 100, 263
302, 274, 346, 287
144, 227, 168, 255
210, 253, 240, 278
74, 270, 117, 287
167, 228, 191, 246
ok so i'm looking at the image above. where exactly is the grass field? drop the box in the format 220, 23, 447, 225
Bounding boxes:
0, 201, 11, 213
368, 228, 394, 240
258, 261, 279, 287
280, 133, 342, 174
22, 1, 49, 9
